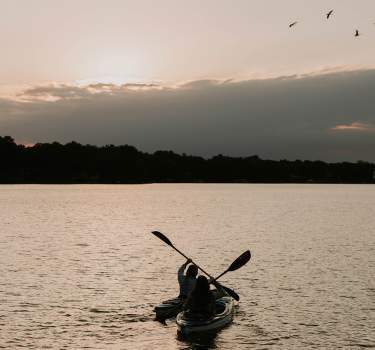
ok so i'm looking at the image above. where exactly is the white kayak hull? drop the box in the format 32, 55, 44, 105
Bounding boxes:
176, 296, 234, 335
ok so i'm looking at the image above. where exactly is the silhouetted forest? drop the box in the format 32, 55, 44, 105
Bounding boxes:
1, 136, 374, 184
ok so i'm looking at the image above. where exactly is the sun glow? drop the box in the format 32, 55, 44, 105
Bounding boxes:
75, 51, 152, 88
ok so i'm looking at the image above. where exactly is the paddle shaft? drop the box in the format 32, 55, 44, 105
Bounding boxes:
213, 270, 229, 281
170, 245, 214, 280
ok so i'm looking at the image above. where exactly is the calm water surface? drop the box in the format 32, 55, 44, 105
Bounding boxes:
0, 184, 374, 349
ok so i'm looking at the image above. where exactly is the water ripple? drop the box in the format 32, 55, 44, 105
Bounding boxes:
1, 184, 374, 349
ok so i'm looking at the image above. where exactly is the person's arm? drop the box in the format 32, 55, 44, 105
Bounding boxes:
178, 258, 192, 284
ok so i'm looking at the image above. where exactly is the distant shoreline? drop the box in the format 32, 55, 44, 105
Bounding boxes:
1, 136, 375, 184
1, 182, 374, 185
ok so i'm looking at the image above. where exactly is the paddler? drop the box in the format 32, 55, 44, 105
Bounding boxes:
178, 258, 198, 299
183, 275, 226, 318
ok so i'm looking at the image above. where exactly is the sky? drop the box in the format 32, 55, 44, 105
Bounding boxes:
1, 0, 375, 161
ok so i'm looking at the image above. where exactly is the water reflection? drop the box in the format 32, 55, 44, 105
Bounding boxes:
177, 329, 219, 349
1, 184, 374, 349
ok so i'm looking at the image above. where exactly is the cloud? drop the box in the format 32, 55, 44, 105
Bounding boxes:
1, 69, 375, 162
179, 79, 223, 89
20, 84, 93, 101
332, 122, 375, 132
19, 82, 163, 101
87, 82, 160, 91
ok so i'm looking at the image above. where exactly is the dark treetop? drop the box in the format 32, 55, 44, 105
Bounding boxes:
1, 136, 374, 184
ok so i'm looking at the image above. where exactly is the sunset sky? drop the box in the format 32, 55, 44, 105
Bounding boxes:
1, 0, 375, 161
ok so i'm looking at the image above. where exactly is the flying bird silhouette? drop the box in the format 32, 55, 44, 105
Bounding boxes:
289, 21, 298, 28
326, 10, 333, 19
355, 29, 360, 37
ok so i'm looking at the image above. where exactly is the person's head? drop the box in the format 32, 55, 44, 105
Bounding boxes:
186, 264, 198, 278
193, 275, 210, 296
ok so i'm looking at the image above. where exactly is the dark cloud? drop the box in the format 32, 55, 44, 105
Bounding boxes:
1, 69, 375, 161
0, 99, 12, 114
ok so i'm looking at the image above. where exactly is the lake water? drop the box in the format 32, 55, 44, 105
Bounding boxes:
0, 184, 374, 349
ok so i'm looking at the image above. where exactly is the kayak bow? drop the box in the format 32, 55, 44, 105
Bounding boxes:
154, 297, 184, 320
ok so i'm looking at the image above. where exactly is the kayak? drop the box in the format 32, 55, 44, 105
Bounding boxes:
176, 296, 234, 335
154, 297, 184, 320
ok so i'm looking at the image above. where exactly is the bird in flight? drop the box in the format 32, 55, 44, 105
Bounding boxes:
355, 29, 360, 37
326, 10, 333, 19
289, 21, 298, 28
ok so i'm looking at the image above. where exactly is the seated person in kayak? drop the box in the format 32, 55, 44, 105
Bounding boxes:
183, 275, 226, 318
178, 258, 198, 299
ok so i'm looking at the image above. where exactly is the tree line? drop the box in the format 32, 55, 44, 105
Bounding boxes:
1, 136, 374, 184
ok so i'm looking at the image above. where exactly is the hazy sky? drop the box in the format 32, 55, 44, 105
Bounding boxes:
1, 0, 375, 161
1, 0, 375, 87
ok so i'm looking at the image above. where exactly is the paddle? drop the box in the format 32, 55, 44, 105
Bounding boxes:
213, 250, 251, 281
151, 231, 250, 301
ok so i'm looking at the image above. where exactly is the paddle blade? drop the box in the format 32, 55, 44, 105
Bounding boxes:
151, 231, 174, 247
227, 250, 251, 272
222, 286, 240, 301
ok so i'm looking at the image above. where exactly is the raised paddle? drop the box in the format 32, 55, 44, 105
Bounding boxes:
151, 231, 250, 301
213, 250, 251, 281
